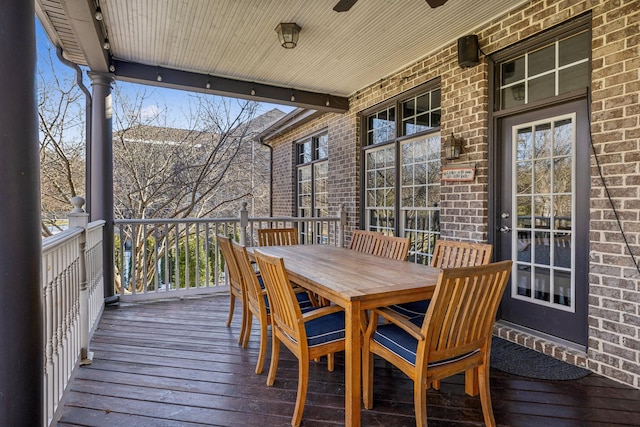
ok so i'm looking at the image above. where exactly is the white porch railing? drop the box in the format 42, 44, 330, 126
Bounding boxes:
114, 202, 346, 302
42, 197, 104, 427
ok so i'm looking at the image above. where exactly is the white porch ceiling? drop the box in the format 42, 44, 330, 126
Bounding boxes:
36, 0, 526, 110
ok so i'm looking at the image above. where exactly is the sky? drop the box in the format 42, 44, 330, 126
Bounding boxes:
35, 19, 294, 130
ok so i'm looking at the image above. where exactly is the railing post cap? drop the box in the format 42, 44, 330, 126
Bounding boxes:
70, 196, 86, 213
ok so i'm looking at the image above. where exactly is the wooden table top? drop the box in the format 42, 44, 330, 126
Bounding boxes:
250, 245, 440, 309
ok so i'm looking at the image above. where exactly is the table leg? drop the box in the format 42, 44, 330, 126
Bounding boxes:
345, 301, 361, 426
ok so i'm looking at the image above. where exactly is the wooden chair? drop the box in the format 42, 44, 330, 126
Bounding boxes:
389, 239, 493, 318
257, 227, 299, 246
349, 230, 381, 254
217, 235, 247, 345
232, 241, 271, 374
254, 249, 346, 427
232, 241, 317, 374
363, 260, 513, 427
374, 234, 411, 261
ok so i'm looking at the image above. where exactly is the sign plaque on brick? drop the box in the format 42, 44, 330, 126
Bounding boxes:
441, 164, 475, 182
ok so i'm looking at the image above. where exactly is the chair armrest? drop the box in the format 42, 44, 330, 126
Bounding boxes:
301, 305, 344, 322
373, 307, 424, 341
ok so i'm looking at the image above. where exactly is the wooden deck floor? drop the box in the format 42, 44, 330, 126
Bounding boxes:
54, 295, 640, 427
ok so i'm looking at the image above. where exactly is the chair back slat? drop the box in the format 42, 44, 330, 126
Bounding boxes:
217, 235, 243, 295
257, 228, 299, 246
419, 260, 512, 365
254, 249, 304, 341
232, 241, 265, 315
374, 235, 410, 261
349, 230, 380, 253
431, 240, 493, 269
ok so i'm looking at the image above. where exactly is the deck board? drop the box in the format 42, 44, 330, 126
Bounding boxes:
54, 295, 640, 427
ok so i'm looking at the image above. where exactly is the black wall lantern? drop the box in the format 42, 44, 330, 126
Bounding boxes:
444, 133, 464, 160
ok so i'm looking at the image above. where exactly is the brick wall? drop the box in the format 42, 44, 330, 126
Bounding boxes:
266, 0, 640, 388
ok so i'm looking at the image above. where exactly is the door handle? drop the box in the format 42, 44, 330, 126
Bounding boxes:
499, 226, 512, 233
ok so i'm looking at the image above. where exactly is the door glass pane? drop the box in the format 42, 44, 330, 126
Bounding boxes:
554, 233, 572, 268
516, 127, 532, 160
553, 157, 572, 194
534, 160, 551, 194
516, 264, 531, 297
534, 267, 551, 302
512, 114, 576, 311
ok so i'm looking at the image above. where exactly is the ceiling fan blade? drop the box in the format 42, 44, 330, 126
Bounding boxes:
333, 0, 358, 12
425, 0, 448, 7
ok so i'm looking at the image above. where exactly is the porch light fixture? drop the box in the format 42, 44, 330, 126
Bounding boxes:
275, 23, 301, 49
102, 37, 110, 50
444, 133, 464, 160
156, 71, 162, 82
95, 5, 103, 21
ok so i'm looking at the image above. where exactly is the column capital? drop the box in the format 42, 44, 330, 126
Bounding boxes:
88, 72, 115, 86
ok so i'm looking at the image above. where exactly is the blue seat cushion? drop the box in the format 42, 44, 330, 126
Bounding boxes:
387, 299, 431, 318
373, 322, 478, 366
305, 311, 345, 347
257, 275, 314, 311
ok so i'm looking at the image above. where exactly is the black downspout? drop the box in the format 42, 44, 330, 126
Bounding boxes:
56, 47, 92, 213
258, 138, 274, 216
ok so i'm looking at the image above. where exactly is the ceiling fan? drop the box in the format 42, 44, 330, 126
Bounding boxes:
333, 0, 448, 12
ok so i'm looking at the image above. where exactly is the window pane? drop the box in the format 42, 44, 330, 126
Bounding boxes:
502, 57, 525, 85
559, 62, 589, 93
528, 73, 555, 103
529, 45, 555, 77
503, 84, 526, 109
516, 161, 532, 194
534, 160, 551, 194
416, 93, 430, 113
403, 98, 416, 118
317, 134, 328, 159
559, 31, 589, 67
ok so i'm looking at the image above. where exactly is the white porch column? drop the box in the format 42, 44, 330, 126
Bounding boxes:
0, 0, 43, 425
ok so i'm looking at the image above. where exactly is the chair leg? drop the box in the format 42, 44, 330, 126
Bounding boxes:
237, 299, 248, 345
266, 336, 280, 386
414, 380, 427, 427
431, 379, 441, 390
465, 367, 479, 396
327, 353, 334, 371
242, 312, 252, 349
255, 317, 268, 374
226, 293, 235, 327
291, 355, 309, 427
477, 363, 496, 427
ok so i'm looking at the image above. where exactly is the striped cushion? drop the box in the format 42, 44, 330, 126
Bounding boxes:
387, 299, 431, 318
373, 322, 478, 366
305, 311, 345, 347
258, 275, 314, 311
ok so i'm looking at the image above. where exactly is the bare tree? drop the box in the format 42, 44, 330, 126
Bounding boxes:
112, 88, 280, 292
38, 48, 86, 236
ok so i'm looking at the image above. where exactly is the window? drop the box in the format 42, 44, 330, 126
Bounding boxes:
498, 30, 590, 109
362, 83, 441, 264
296, 132, 328, 243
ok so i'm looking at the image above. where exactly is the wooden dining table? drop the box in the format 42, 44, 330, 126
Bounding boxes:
249, 244, 440, 426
